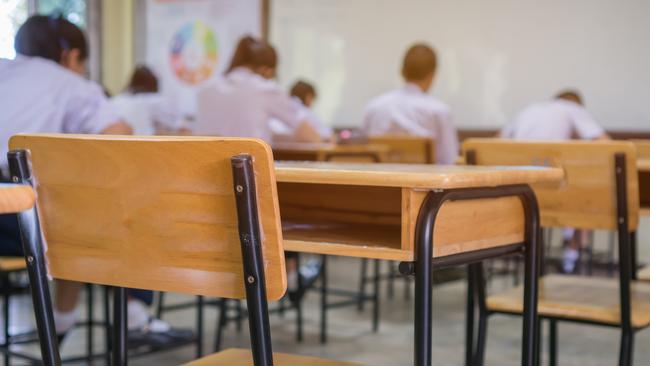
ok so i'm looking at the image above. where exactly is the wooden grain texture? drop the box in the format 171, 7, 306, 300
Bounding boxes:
632, 140, 650, 160
462, 139, 639, 231
487, 275, 650, 328
639, 266, 650, 281
275, 161, 564, 189
639, 160, 650, 172
405, 190, 525, 258
0, 184, 35, 214
273, 142, 389, 163
9, 134, 286, 301
0, 257, 26, 272
184, 348, 364, 366
368, 135, 435, 163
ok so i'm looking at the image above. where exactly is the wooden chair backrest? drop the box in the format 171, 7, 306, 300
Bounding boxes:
367, 135, 434, 164
632, 140, 650, 159
9, 134, 286, 300
462, 139, 639, 231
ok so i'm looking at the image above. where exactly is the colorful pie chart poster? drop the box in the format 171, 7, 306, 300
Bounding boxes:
170, 21, 218, 85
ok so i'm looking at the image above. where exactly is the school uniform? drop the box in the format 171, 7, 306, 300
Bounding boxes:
501, 99, 604, 140
0, 55, 119, 256
270, 97, 332, 140
362, 83, 459, 164
195, 67, 310, 143
110, 92, 182, 135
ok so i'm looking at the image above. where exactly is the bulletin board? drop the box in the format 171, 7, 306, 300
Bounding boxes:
143, 0, 268, 116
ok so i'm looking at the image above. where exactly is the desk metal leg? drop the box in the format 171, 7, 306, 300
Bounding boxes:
320, 255, 328, 344
465, 265, 476, 366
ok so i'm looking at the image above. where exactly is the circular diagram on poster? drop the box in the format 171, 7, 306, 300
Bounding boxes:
170, 21, 218, 85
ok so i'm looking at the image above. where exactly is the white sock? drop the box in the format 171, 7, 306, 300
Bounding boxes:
287, 269, 299, 291
562, 248, 580, 273
53, 309, 78, 335
127, 299, 150, 331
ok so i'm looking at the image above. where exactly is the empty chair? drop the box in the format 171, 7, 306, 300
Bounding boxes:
8, 134, 362, 366
367, 136, 435, 164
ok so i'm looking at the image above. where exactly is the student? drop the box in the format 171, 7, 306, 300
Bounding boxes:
110, 65, 186, 135
0, 15, 189, 346
197, 36, 321, 302
289, 80, 332, 139
501, 90, 609, 140
501, 90, 609, 273
362, 43, 459, 164
195, 36, 322, 144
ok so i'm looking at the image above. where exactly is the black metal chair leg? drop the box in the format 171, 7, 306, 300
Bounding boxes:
113, 287, 127, 366
619, 330, 634, 366
214, 298, 228, 352
473, 263, 488, 366
86, 284, 94, 360
521, 189, 541, 366
155, 292, 165, 319
372, 259, 380, 333
320, 255, 328, 344
358, 258, 368, 312
549, 319, 557, 366
104, 286, 112, 366
631, 232, 638, 280
294, 253, 303, 343
236, 301, 243, 332
196, 295, 204, 358
387, 262, 395, 299
4, 279, 10, 366
465, 265, 476, 366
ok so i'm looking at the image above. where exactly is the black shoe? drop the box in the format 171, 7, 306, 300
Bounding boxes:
128, 318, 195, 350
288, 260, 322, 305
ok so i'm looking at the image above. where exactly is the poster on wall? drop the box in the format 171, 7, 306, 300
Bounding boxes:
145, 0, 262, 117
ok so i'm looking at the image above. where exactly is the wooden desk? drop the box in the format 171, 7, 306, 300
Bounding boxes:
0, 183, 35, 214
276, 162, 562, 261
273, 143, 389, 162
639, 159, 650, 216
275, 161, 562, 366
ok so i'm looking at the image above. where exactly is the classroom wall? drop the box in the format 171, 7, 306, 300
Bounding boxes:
270, 0, 650, 130
101, 0, 134, 95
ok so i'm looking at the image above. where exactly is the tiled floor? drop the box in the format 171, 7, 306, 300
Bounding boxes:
3, 223, 650, 365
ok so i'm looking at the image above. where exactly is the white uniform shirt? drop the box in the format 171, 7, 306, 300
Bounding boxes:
362, 83, 459, 164
501, 99, 604, 140
0, 56, 118, 168
110, 93, 182, 135
195, 67, 305, 143
270, 97, 332, 139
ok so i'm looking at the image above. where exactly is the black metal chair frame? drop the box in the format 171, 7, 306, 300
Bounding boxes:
9, 151, 282, 366
466, 152, 641, 366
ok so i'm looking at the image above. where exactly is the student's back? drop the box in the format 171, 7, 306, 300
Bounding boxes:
362, 43, 458, 164
0, 56, 117, 166
502, 92, 605, 141
196, 67, 299, 142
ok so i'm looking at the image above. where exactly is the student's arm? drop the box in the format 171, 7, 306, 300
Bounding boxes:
63, 81, 133, 135
267, 89, 322, 143
570, 105, 607, 140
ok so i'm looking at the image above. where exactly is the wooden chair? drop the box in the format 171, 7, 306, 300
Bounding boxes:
367, 136, 435, 164
8, 134, 361, 366
462, 139, 643, 366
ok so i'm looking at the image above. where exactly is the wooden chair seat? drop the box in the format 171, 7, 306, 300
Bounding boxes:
487, 274, 650, 328
638, 266, 650, 282
184, 348, 364, 366
0, 257, 26, 272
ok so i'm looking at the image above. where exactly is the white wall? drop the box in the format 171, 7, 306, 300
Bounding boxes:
271, 0, 650, 130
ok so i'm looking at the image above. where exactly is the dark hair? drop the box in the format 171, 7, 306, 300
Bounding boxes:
14, 15, 88, 63
555, 89, 583, 106
402, 43, 437, 82
127, 65, 159, 94
226, 36, 277, 74
290, 80, 316, 105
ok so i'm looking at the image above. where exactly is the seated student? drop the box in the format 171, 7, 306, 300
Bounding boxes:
501, 90, 610, 273
110, 65, 186, 135
0, 15, 189, 346
197, 36, 321, 302
271, 80, 332, 141
362, 43, 459, 164
195, 36, 322, 144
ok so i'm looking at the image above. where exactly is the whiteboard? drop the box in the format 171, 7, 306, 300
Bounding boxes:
145, 0, 262, 116
270, 0, 650, 130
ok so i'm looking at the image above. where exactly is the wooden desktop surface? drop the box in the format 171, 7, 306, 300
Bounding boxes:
272, 143, 389, 162
639, 159, 650, 216
0, 183, 35, 214
275, 162, 563, 261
